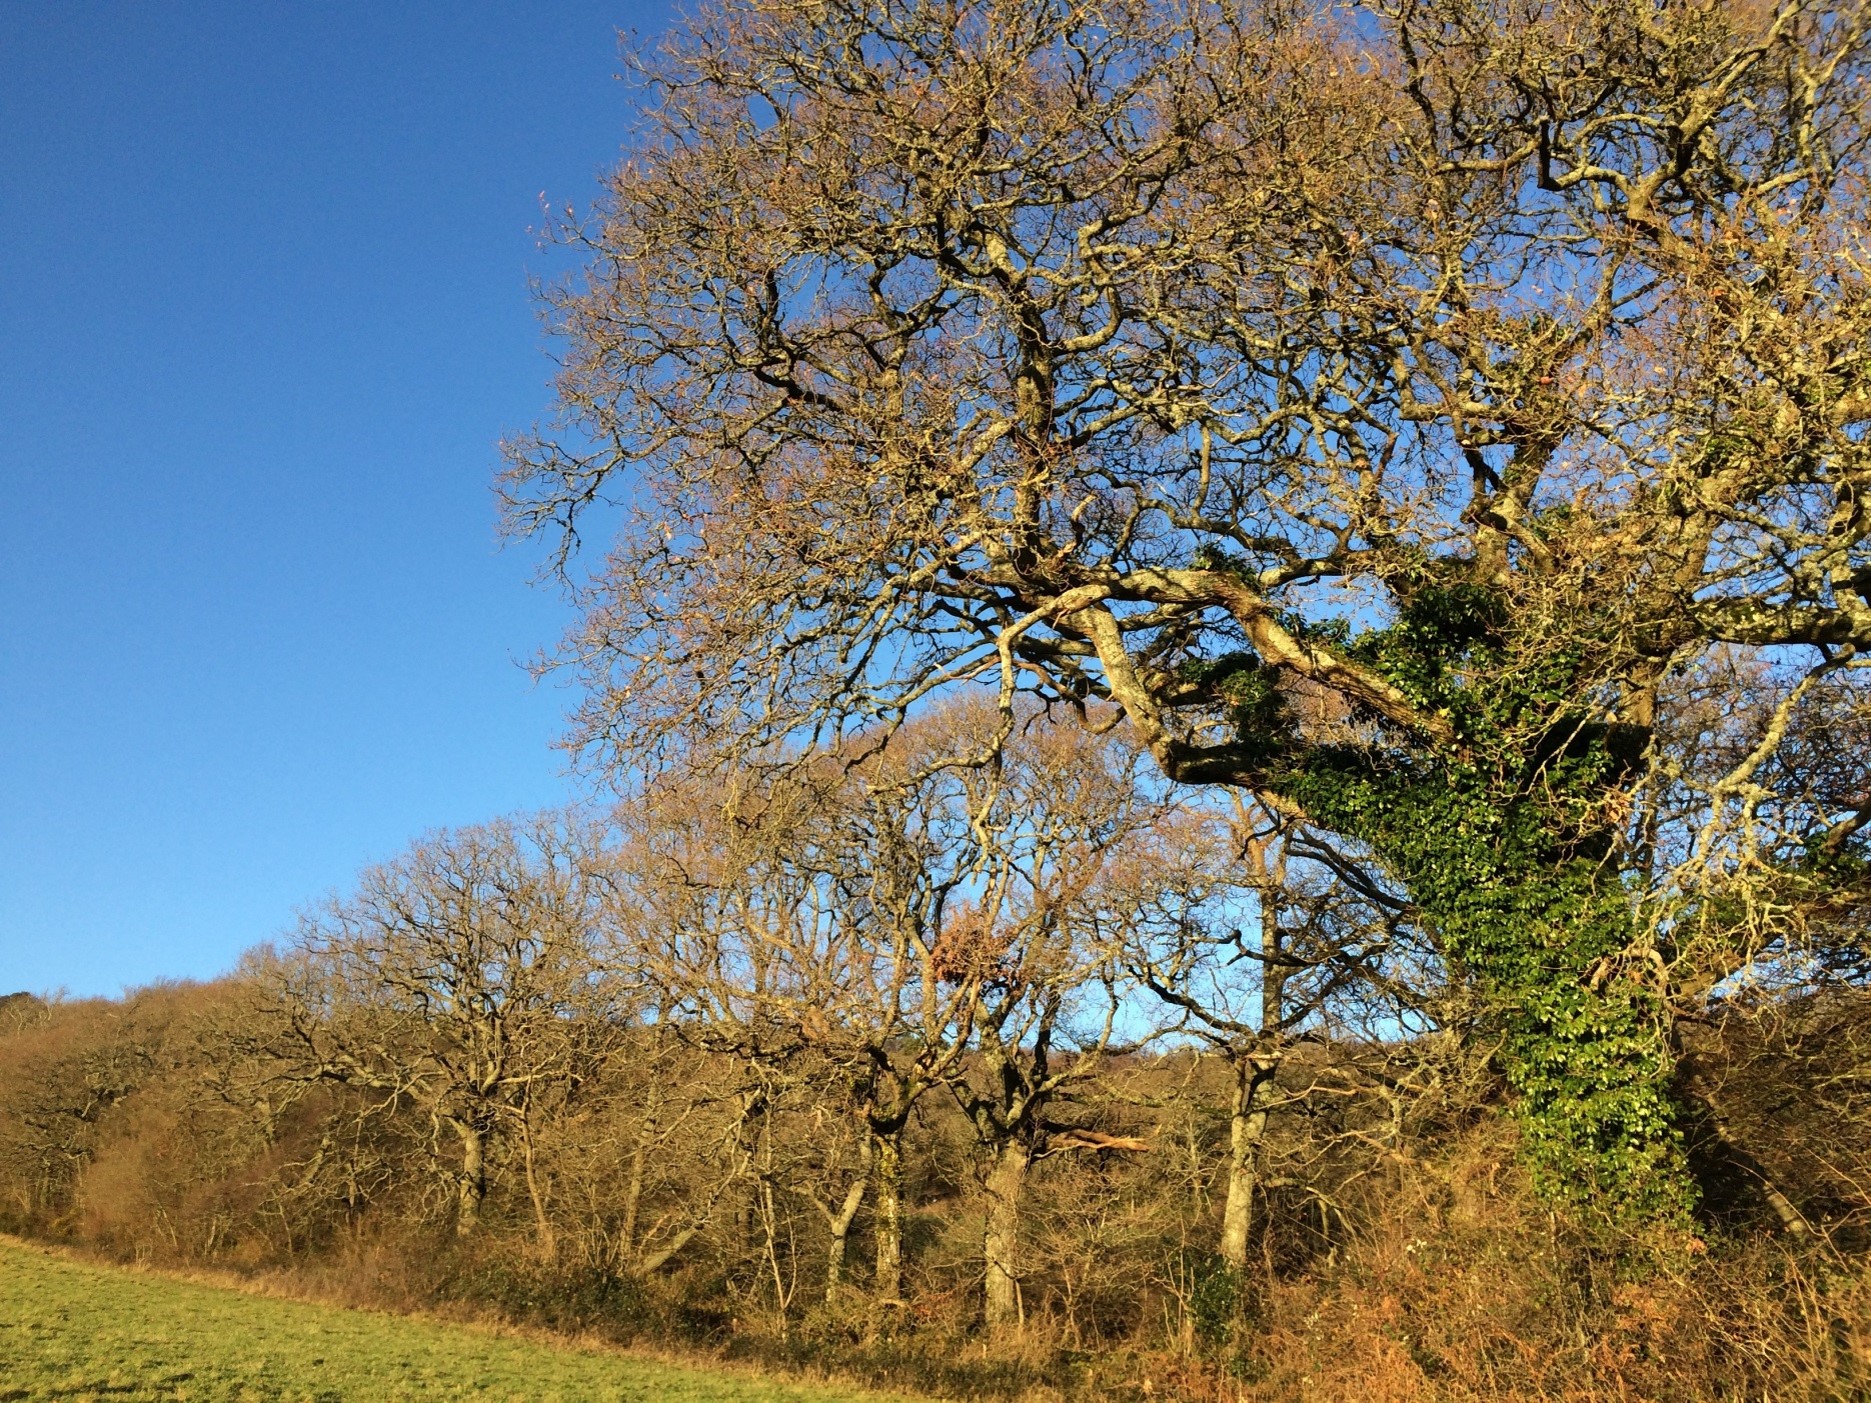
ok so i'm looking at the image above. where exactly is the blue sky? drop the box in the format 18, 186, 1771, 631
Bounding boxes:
1, 3, 670, 996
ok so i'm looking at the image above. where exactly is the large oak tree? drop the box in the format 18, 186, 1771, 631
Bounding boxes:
507, 0, 1871, 1215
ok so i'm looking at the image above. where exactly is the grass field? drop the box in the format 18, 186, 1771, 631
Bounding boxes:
0, 1240, 909, 1402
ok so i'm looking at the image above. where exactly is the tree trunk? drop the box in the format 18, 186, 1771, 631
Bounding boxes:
454, 1119, 486, 1236
820, 1139, 870, 1303
1220, 886, 1284, 1269
619, 1112, 653, 1258
872, 1128, 905, 1303
982, 1139, 1029, 1330
518, 1109, 557, 1261
1220, 1056, 1271, 1271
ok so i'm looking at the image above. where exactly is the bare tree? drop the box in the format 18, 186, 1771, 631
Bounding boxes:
928, 719, 1171, 1329
268, 816, 621, 1238
1127, 796, 1440, 1271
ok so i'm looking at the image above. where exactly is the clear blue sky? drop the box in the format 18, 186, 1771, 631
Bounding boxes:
1, 3, 669, 997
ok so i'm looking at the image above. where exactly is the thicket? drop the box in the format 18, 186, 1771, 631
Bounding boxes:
3, 987, 1868, 1399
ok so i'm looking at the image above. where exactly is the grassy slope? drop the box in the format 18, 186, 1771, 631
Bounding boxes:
0, 1241, 909, 1403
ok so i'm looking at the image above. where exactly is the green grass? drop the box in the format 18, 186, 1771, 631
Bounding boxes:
0, 1241, 907, 1402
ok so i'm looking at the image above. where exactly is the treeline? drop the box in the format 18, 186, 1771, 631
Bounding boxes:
4, 711, 1869, 1400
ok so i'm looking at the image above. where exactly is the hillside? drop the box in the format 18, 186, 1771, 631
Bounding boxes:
0, 1239, 907, 1403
